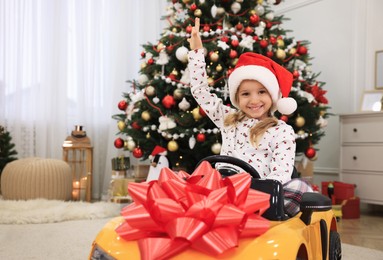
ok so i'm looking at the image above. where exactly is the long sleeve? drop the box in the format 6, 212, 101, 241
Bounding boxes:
188, 49, 234, 128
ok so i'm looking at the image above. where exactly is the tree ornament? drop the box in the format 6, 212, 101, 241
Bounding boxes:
298, 45, 308, 55
229, 50, 238, 59
145, 85, 156, 96
276, 49, 286, 60
196, 133, 206, 142
189, 136, 196, 149
192, 107, 202, 121
173, 88, 184, 100
216, 64, 223, 72
250, 14, 260, 25
133, 147, 143, 158
114, 138, 124, 149
167, 140, 179, 152
280, 115, 289, 122
259, 39, 268, 48
175, 46, 189, 63
141, 111, 151, 121
266, 51, 274, 58
293, 70, 300, 78
190, 3, 197, 11
254, 4, 265, 16
305, 147, 316, 159
289, 48, 297, 55
138, 74, 149, 85
126, 140, 136, 151
231, 2, 241, 14
194, 9, 202, 17
236, 23, 243, 31
231, 39, 239, 48
162, 95, 176, 109
118, 100, 128, 111
295, 116, 306, 128
211, 142, 222, 154
277, 38, 285, 48
178, 98, 191, 111
209, 52, 219, 62
117, 121, 126, 131
131, 121, 142, 130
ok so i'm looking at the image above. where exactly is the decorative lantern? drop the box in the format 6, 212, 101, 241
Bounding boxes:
63, 125, 93, 201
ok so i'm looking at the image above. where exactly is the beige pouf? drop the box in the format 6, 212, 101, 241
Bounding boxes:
1, 157, 72, 200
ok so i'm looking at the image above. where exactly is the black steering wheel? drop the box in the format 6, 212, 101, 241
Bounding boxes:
195, 155, 261, 179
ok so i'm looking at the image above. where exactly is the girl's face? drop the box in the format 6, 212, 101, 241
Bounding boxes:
236, 80, 272, 120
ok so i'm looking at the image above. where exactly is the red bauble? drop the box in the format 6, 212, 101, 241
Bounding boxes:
305, 147, 316, 159
244, 26, 253, 35
114, 138, 124, 149
186, 25, 193, 34
235, 23, 243, 31
196, 133, 206, 142
266, 21, 272, 29
118, 100, 128, 111
293, 70, 300, 78
297, 46, 308, 55
190, 3, 197, 11
280, 115, 289, 122
131, 121, 142, 130
147, 58, 154, 65
162, 95, 176, 109
269, 36, 277, 45
229, 50, 238, 59
260, 39, 268, 48
231, 39, 239, 48
266, 51, 274, 58
133, 147, 143, 158
140, 52, 145, 58
199, 107, 207, 117
221, 36, 229, 43
226, 68, 234, 77
203, 25, 210, 32
250, 14, 260, 25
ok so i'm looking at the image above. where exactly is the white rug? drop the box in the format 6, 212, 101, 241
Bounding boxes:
0, 198, 121, 224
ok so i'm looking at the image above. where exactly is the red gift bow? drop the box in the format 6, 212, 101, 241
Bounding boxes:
115, 161, 270, 260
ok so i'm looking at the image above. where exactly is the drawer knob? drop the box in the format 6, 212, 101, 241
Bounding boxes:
353, 128, 358, 132
353, 156, 357, 160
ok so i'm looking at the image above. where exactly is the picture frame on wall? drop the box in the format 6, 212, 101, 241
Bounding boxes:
375, 50, 383, 89
360, 90, 383, 111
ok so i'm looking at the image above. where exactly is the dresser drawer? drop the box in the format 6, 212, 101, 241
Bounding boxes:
341, 114, 383, 143
341, 145, 383, 171
341, 172, 383, 204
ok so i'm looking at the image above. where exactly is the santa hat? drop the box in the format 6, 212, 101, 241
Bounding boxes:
228, 52, 297, 115
151, 145, 167, 156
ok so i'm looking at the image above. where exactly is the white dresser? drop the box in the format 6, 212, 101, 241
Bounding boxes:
339, 112, 383, 205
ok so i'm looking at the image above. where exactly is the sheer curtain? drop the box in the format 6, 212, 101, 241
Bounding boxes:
0, 0, 167, 200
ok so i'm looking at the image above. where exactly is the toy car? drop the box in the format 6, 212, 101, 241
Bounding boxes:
89, 155, 341, 260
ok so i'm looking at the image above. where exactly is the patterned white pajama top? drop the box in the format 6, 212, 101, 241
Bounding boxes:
188, 49, 296, 185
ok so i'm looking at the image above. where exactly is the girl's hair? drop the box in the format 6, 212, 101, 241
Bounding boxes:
224, 110, 278, 147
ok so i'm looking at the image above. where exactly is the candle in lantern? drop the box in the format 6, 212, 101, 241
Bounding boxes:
72, 189, 80, 200
80, 177, 87, 189
73, 181, 80, 189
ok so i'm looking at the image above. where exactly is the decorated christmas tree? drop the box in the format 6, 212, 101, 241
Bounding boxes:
113, 0, 329, 172
0, 125, 18, 176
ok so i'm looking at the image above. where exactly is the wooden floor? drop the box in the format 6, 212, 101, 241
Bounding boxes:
337, 204, 383, 251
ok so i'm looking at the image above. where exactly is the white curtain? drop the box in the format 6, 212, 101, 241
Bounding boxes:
0, 0, 167, 200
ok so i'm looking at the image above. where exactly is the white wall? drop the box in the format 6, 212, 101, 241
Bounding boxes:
273, 0, 383, 185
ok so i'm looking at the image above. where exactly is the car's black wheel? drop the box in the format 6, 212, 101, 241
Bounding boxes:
329, 231, 342, 260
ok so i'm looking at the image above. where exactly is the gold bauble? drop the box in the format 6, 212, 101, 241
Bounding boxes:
117, 121, 126, 131
157, 42, 165, 51
210, 52, 219, 62
231, 58, 239, 66
194, 9, 202, 17
141, 62, 147, 69
172, 27, 178, 33
216, 64, 223, 72
297, 130, 305, 136
145, 85, 156, 96
182, 0, 191, 3
320, 110, 326, 116
276, 49, 286, 60
289, 48, 297, 55
141, 111, 151, 121
173, 88, 184, 100
249, 10, 256, 15
207, 77, 214, 86
211, 142, 222, 155
171, 68, 178, 76
295, 116, 306, 128
167, 140, 179, 152
277, 38, 285, 48
146, 132, 151, 139
192, 107, 202, 121
257, 0, 264, 4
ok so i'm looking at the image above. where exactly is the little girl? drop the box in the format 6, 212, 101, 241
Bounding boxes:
187, 18, 312, 216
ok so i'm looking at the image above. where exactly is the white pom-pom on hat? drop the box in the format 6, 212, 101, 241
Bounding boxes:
277, 97, 297, 115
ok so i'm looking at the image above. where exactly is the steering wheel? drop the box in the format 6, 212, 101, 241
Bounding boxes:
195, 155, 261, 179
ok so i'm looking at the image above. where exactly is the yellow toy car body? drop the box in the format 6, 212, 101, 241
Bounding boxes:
90, 208, 338, 259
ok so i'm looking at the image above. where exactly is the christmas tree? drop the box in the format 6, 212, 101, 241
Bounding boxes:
113, 0, 330, 172
0, 125, 18, 176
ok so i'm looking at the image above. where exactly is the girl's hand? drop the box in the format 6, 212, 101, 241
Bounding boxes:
187, 17, 203, 50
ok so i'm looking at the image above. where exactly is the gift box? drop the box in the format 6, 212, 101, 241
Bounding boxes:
337, 197, 360, 219
321, 181, 355, 201
111, 157, 130, 171
110, 178, 135, 197
133, 164, 150, 179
